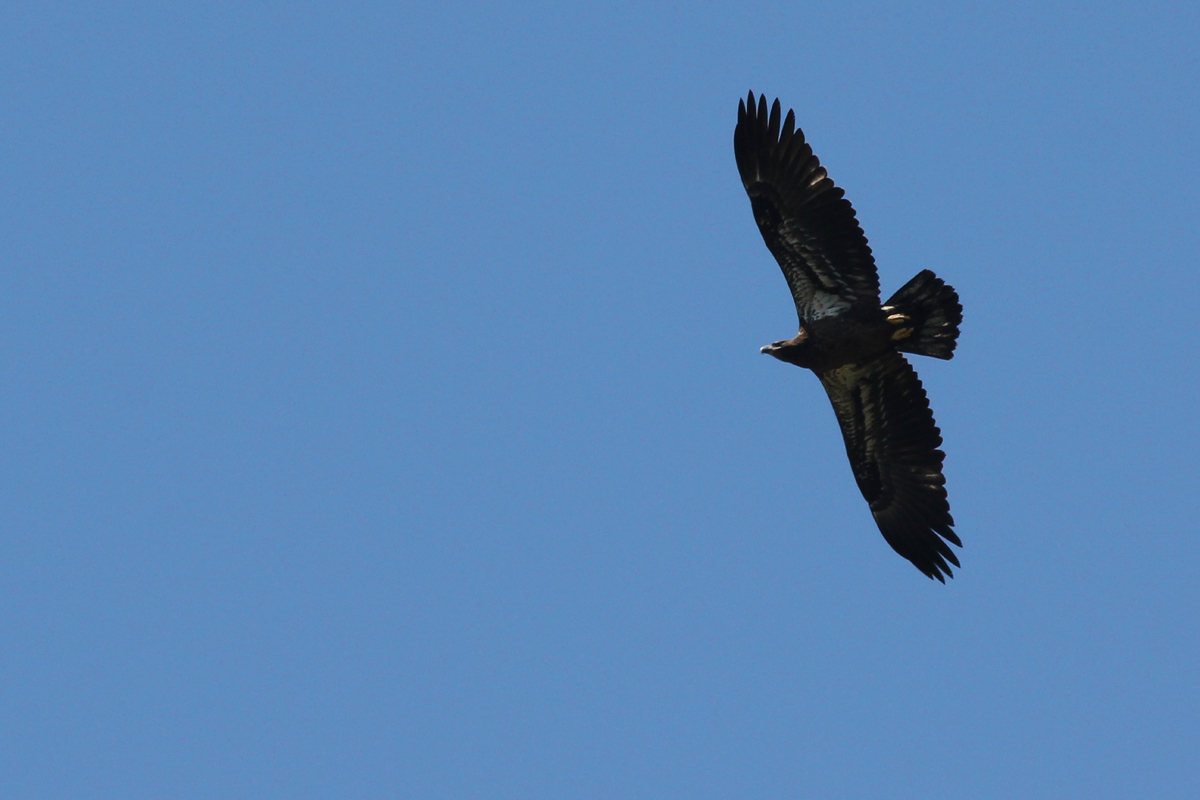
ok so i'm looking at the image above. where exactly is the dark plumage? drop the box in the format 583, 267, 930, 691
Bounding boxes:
734, 92, 964, 581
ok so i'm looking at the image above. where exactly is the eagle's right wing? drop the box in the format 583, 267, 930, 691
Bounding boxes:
734, 92, 881, 322
819, 352, 961, 581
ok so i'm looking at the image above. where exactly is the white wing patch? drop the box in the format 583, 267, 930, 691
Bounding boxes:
809, 290, 853, 320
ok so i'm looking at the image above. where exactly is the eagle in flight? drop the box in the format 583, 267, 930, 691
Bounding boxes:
734, 92, 964, 581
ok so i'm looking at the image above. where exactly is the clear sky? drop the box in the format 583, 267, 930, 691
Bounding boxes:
2, 2, 1198, 798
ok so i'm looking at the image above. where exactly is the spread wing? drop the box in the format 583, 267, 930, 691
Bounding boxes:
819, 352, 961, 581
734, 91, 880, 322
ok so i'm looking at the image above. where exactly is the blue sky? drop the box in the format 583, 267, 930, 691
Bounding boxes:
2, 1, 1198, 797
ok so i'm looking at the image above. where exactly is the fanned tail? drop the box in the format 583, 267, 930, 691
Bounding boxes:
883, 270, 962, 360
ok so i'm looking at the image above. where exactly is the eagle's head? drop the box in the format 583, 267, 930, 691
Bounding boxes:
760, 328, 810, 365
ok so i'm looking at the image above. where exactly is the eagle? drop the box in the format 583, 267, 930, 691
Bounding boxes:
734, 92, 964, 581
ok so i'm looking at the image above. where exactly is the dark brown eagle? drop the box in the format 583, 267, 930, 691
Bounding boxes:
734, 92, 964, 581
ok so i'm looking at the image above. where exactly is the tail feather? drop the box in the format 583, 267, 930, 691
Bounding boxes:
884, 270, 962, 360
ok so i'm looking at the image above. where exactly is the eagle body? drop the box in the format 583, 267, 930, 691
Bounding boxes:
762, 310, 894, 374
734, 92, 965, 581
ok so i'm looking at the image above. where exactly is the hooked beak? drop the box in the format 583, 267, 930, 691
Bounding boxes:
760, 339, 787, 355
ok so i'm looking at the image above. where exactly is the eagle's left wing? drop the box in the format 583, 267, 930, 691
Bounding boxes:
819, 352, 961, 581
